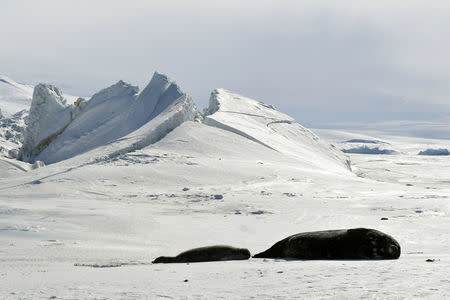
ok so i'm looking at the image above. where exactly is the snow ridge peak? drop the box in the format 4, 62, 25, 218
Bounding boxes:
203, 88, 351, 173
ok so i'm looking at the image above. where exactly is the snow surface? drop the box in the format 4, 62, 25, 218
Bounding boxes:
1, 73, 450, 298
1, 123, 450, 298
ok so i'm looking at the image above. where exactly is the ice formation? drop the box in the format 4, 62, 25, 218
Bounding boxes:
342, 146, 398, 155
32, 72, 198, 164
19, 84, 82, 162
418, 148, 449, 156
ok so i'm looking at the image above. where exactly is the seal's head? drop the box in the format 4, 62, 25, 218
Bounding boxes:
349, 228, 401, 259
152, 256, 173, 264
236, 248, 251, 260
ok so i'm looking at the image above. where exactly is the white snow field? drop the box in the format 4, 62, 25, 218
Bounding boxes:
1, 74, 450, 299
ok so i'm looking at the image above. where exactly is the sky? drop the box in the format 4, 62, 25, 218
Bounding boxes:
1, 0, 450, 127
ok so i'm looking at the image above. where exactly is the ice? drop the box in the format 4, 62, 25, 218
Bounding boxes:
0, 110, 27, 157
19, 84, 81, 162
342, 146, 398, 155
418, 148, 449, 156
345, 138, 382, 144
34, 72, 198, 164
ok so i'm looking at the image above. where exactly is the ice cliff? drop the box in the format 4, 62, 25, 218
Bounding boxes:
24, 72, 198, 164
19, 84, 83, 162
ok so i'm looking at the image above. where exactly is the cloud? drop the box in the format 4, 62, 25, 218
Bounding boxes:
1, 0, 449, 125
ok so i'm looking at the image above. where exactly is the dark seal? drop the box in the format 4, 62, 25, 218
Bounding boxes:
253, 228, 400, 260
152, 245, 251, 264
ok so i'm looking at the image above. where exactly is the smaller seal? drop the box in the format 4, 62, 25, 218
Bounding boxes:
253, 228, 400, 260
152, 245, 251, 264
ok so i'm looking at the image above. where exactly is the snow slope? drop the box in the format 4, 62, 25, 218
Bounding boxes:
204, 89, 351, 173
0, 74, 34, 116
0, 123, 449, 298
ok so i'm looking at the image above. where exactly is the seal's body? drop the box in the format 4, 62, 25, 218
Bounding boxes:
253, 228, 400, 260
152, 245, 251, 264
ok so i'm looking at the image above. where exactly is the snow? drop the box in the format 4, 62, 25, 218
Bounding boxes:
1, 122, 450, 298
1, 73, 450, 298
0, 74, 33, 116
204, 89, 351, 174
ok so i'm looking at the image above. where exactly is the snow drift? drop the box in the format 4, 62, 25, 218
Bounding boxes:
21, 72, 198, 164
203, 88, 351, 173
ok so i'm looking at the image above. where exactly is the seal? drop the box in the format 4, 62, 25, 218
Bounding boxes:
253, 228, 400, 260
152, 245, 251, 264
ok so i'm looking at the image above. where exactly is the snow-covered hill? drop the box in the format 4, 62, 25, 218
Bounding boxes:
0, 74, 34, 116
204, 89, 351, 173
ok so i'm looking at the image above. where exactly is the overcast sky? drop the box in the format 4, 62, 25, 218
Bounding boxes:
1, 0, 450, 126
